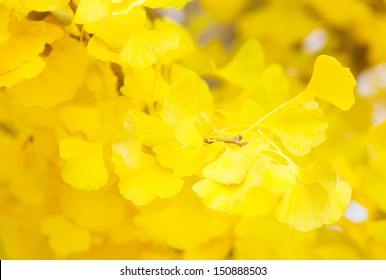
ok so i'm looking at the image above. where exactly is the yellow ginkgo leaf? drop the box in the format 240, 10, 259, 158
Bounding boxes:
228, 184, 277, 217
166, 71, 213, 119
58, 106, 103, 142
215, 39, 264, 88
139, 113, 174, 147
74, 0, 111, 23
300, 160, 336, 185
59, 138, 108, 191
134, 195, 230, 250
304, 55, 356, 111
112, 110, 145, 169
155, 19, 196, 63
113, 109, 173, 168
7, 36, 89, 108
111, 0, 147, 15
171, 117, 203, 147
193, 179, 244, 213
0, 19, 62, 74
121, 66, 169, 109
164, 71, 213, 146
0, 18, 63, 87
112, 153, 183, 205
120, 29, 180, 67
87, 36, 121, 64
277, 161, 351, 231
0, 56, 46, 88
83, 9, 146, 48
193, 158, 274, 215
113, 129, 142, 169
40, 215, 91, 257
262, 100, 327, 155
261, 163, 297, 194
263, 63, 292, 107
202, 136, 269, 184
154, 140, 224, 177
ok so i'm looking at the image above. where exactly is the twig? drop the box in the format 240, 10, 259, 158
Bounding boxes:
204, 135, 248, 147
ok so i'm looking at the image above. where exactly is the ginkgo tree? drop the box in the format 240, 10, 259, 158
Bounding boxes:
0, 0, 385, 260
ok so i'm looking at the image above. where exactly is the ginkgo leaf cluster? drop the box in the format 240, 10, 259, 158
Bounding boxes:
1, 0, 386, 260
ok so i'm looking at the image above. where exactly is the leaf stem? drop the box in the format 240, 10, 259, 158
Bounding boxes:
241, 93, 304, 137
254, 128, 300, 169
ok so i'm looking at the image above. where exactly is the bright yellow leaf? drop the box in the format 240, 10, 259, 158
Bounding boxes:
7, 36, 89, 108
215, 39, 264, 88
74, 0, 106, 23
277, 161, 351, 231
74, 0, 118, 23
304, 55, 356, 111
261, 163, 297, 194
113, 129, 143, 169
263, 63, 292, 107
112, 153, 183, 205
155, 19, 196, 63
202, 136, 269, 184
262, 100, 327, 155
193, 158, 275, 216
59, 106, 103, 142
87, 35, 121, 64
59, 138, 108, 191
120, 29, 180, 67
228, 184, 277, 217
0, 18, 63, 87
121, 66, 169, 109
83, 9, 146, 48
112, 109, 173, 168
164, 71, 213, 146
0, 18, 62, 74
0, 56, 46, 88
